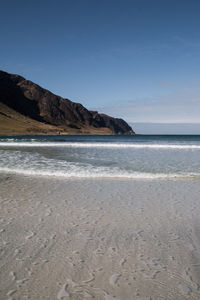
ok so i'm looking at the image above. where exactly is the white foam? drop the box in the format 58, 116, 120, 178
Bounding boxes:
1, 141, 200, 149
0, 166, 198, 180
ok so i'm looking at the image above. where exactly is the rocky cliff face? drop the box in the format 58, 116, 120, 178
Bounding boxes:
0, 70, 134, 135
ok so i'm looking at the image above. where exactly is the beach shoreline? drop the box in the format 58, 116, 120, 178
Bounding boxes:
1, 174, 200, 299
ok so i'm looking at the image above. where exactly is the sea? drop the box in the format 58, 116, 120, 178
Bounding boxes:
0, 135, 200, 180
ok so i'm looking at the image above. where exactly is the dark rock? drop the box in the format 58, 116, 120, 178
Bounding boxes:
0, 70, 135, 134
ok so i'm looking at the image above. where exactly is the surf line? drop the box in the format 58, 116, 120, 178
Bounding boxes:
0, 142, 200, 150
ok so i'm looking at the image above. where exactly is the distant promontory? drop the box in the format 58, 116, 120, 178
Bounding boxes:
0, 70, 135, 135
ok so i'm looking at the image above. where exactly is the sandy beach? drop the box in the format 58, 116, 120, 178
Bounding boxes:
1, 175, 200, 300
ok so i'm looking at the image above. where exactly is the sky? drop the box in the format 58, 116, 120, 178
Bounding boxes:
1, 0, 200, 133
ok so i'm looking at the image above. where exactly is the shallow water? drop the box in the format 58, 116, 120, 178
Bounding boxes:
0, 135, 200, 179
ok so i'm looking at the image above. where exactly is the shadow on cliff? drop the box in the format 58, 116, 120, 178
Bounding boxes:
0, 71, 44, 122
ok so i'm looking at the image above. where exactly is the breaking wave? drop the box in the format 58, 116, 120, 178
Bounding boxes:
1, 141, 200, 150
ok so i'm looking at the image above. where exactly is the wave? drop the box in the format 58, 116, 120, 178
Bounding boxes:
0, 166, 199, 180
1, 142, 200, 149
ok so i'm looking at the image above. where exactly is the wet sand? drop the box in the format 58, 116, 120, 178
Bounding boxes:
1, 175, 200, 299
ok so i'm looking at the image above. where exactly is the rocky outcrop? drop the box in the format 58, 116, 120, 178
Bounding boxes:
0, 70, 134, 135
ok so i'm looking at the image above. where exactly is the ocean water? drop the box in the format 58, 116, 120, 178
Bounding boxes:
0, 135, 200, 180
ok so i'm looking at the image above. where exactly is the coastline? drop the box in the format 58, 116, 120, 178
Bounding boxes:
0, 103, 118, 136
1, 174, 200, 299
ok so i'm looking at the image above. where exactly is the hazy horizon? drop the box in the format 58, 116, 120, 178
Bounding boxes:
131, 122, 200, 134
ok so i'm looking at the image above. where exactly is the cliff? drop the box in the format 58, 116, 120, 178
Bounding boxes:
0, 70, 135, 135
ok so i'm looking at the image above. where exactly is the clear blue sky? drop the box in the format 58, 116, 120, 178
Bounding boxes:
1, 0, 200, 133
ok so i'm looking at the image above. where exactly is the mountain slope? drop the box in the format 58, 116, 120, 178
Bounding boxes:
0, 70, 134, 135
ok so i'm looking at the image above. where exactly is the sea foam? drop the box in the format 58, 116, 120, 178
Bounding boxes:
0, 166, 198, 180
1, 141, 200, 149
